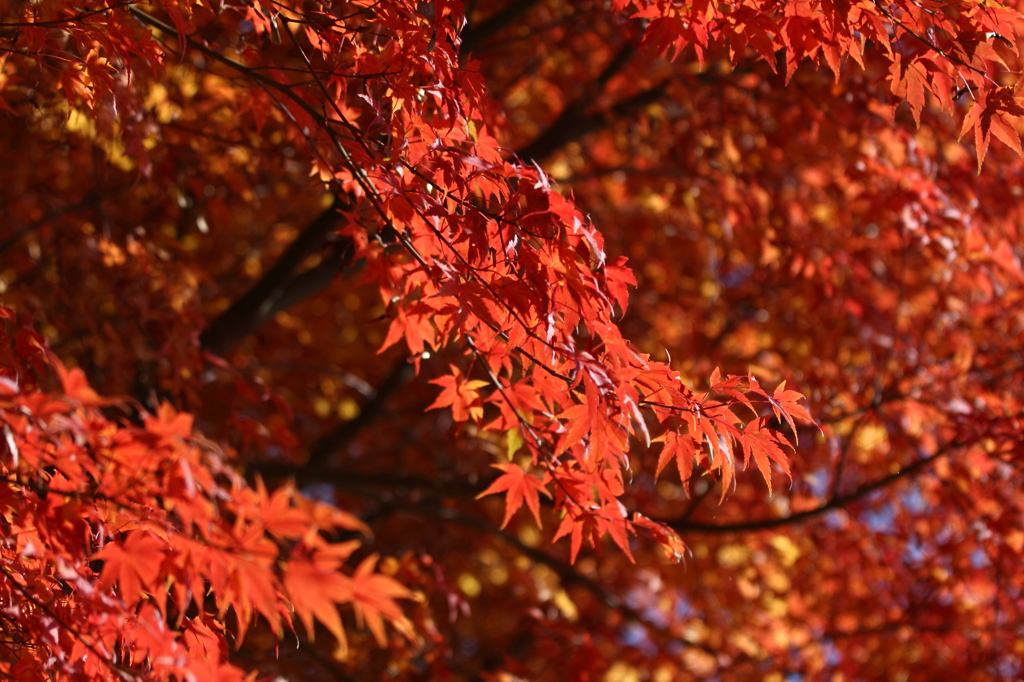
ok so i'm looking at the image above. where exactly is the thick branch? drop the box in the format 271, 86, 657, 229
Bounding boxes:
132, 8, 413, 462
516, 83, 666, 162
249, 468, 486, 499
514, 46, 671, 164
829, 410, 873, 500
199, 197, 352, 356
460, 0, 545, 58
303, 358, 414, 468
127, 9, 383, 359
515, 44, 636, 161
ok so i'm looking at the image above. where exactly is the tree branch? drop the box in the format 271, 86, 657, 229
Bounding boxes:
0, 191, 119, 257
518, 82, 664, 163
125, 8, 383, 359
252, 467, 485, 500
302, 358, 414, 469
515, 44, 637, 162
678, 479, 717, 523
265, 443, 954, 544
829, 410, 873, 500
391, 501, 719, 657
199, 196, 352, 356
460, 0, 545, 59
667, 449, 951, 534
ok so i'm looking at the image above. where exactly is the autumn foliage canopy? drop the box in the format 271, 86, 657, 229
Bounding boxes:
1, 0, 1023, 679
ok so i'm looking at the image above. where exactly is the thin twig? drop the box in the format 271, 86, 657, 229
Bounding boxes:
667, 447, 953, 534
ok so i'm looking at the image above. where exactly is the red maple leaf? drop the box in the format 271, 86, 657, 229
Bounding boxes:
284, 543, 360, 648
94, 530, 167, 607
427, 365, 490, 423
476, 462, 551, 528
739, 421, 792, 495
633, 512, 687, 563
767, 380, 813, 444
350, 555, 414, 647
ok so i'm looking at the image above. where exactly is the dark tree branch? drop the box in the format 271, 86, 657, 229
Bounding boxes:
666, 449, 952, 534
303, 358, 414, 468
263, 447, 952, 546
595, 43, 638, 87
0, 191, 119, 258
515, 43, 637, 162
678, 478, 717, 523
130, 7, 408, 466
257, 237, 354, 315
126, 9, 385, 360
251, 468, 488, 498
199, 196, 353, 356
517, 83, 666, 162
829, 410, 873, 501
392, 501, 720, 657
460, 0, 545, 59
247, 361, 376, 397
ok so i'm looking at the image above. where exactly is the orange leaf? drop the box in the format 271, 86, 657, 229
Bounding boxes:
739, 422, 792, 495
182, 618, 229, 666
94, 530, 167, 608
476, 462, 551, 528
768, 380, 813, 444
428, 365, 489, 423
655, 431, 697, 486
350, 555, 413, 647
284, 549, 356, 647
633, 512, 686, 563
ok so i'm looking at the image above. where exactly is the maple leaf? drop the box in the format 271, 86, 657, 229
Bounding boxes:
556, 403, 592, 456
552, 503, 635, 563
182, 618, 229, 666
476, 462, 551, 528
144, 401, 195, 439
633, 512, 686, 563
255, 480, 318, 540
217, 525, 282, 644
552, 508, 588, 564
379, 304, 433, 356
602, 255, 636, 312
94, 530, 167, 608
597, 508, 635, 563
655, 431, 698, 486
961, 87, 1024, 170
284, 544, 359, 649
889, 54, 929, 127
739, 421, 792, 495
427, 365, 490, 423
350, 555, 414, 648
767, 380, 813, 444
55, 364, 107, 406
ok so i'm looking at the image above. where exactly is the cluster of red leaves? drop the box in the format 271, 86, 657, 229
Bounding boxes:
0, 309, 412, 681
9, 0, 1023, 571
3, 0, 1024, 677
2, 0, 1015, 585
623, 0, 1024, 168
0, 0, 809, 563
271, 0, 818, 562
